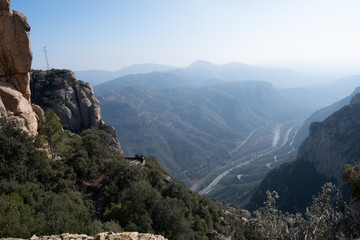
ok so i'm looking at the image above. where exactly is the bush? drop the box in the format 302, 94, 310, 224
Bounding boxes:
0, 118, 50, 183
0, 193, 37, 238
247, 183, 360, 239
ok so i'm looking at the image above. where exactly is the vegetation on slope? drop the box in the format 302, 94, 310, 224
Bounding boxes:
0, 115, 246, 239
1, 110, 360, 239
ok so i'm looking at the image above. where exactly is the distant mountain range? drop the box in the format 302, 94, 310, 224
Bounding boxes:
171, 60, 319, 88
76, 63, 177, 86
77, 60, 331, 89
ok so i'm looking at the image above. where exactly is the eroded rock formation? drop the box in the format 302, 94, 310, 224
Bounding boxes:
31, 70, 104, 132
31, 69, 123, 152
0, 0, 41, 135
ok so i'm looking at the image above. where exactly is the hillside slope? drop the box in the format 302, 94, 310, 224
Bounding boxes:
249, 94, 360, 213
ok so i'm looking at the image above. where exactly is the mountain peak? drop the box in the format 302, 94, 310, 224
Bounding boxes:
186, 60, 215, 69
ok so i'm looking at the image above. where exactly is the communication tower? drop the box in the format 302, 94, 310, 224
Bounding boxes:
44, 46, 50, 70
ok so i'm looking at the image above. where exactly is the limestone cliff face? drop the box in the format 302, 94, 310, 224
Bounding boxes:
31, 69, 123, 153
0, 0, 41, 135
297, 96, 360, 181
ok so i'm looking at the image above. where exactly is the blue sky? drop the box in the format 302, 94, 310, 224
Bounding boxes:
11, 0, 360, 74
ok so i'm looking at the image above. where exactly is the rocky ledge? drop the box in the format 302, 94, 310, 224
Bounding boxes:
1, 232, 167, 240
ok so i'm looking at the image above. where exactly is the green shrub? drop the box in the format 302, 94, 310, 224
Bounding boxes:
0, 193, 37, 238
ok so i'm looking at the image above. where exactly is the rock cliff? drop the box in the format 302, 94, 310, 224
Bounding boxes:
293, 87, 360, 149
31, 69, 122, 152
249, 94, 360, 212
0, 0, 41, 135
298, 97, 360, 181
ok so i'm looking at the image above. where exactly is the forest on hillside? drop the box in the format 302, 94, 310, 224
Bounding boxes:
1, 112, 360, 239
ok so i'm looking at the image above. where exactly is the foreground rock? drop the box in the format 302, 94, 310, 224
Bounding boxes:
0, 232, 167, 240
0, 0, 41, 135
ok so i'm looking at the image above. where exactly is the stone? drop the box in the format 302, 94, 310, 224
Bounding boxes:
0, 81, 38, 133
31, 69, 123, 153
0, 0, 10, 11
31, 70, 103, 132
239, 209, 251, 218
0, 0, 32, 100
0, 0, 41, 135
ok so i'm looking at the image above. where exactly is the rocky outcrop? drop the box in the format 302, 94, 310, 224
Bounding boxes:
31, 69, 122, 152
249, 94, 360, 213
0, 0, 41, 135
350, 92, 360, 104
293, 87, 360, 149
0, 232, 167, 240
298, 98, 360, 181
31, 70, 104, 132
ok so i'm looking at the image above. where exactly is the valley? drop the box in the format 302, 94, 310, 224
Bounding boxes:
93, 68, 318, 204
89, 61, 360, 207
199, 120, 301, 205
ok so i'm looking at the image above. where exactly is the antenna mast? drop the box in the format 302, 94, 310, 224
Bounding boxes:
44, 46, 50, 70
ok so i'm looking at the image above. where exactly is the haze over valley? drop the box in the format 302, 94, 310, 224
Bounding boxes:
88, 60, 360, 204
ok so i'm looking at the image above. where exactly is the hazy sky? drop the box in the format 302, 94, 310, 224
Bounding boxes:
11, 0, 360, 74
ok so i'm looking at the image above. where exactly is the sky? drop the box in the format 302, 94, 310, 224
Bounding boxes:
11, 0, 360, 75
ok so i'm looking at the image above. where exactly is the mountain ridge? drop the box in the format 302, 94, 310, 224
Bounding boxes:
76, 63, 177, 86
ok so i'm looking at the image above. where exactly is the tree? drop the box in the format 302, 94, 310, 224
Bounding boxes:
0, 193, 37, 238
0, 117, 50, 183
249, 183, 359, 240
39, 110, 67, 159
343, 163, 360, 201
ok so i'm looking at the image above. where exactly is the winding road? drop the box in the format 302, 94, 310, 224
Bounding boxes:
199, 121, 303, 195
229, 122, 269, 155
